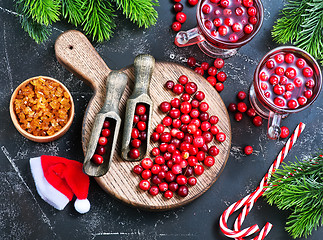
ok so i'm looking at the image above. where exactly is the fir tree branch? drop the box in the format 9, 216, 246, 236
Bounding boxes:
61, 0, 85, 26
19, 15, 52, 43
82, 0, 116, 42
264, 155, 323, 239
113, 0, 159, 28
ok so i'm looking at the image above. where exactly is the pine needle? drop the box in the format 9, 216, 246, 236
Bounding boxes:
113, 0, 159, 28
19, 15, 52, 43
264, 154, 323, 239
61, 0, 85, 26
82, 0, 116, 42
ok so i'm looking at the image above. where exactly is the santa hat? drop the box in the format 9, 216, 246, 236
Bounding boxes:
30, 155, 90, 214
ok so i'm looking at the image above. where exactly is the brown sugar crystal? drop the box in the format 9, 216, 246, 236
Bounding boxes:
14, 77, 71, 136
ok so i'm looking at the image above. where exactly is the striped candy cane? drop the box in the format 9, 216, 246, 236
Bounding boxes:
220, 122, 306, 239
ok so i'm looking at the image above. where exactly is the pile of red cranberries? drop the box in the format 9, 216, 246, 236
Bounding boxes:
171, 0, 198, 32
91, 120, 112, 165
133, 74, 226, 199
187, 57, 227, 93
129, 104, 148, 160
228, 90, 263, 127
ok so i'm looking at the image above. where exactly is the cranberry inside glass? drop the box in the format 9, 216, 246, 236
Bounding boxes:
249, 46, 322, 139
175, 0, 264, 58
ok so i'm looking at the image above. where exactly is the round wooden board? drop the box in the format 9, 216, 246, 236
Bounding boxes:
82, 62, 231, 211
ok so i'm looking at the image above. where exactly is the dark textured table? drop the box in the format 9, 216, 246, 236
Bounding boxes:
0, 1, 322, 239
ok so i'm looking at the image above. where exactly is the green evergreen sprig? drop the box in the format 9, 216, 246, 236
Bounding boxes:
14, 0, 159, 43
264, 154, 323, 238
272, 0, 323, 65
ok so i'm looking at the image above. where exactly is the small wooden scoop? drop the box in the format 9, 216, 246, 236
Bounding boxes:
83, 71, 127, 176
121, 54, 155, 161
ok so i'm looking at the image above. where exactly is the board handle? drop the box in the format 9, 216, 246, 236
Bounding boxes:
54, 30, 111, 90
131, 54, 155, 98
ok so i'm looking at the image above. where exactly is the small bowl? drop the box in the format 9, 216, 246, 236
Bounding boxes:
9, 76, 75, 142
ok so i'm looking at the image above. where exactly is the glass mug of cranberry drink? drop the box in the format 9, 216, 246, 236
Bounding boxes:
175, 0, 264, 58
250, 46, 322, 140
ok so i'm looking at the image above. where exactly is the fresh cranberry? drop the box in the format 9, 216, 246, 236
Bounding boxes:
159, 143, 168, 153
137, 121, 146, 131
232, 23, 242, 32
207, 76, 217, 86
294, 78, 302, 88
164, 190, 173, 199
169, 109, 181, 118
171, 164, 182, 175
304, 90, 313, 99
136, 104, 146, 115
303, 67, 313, 77
191, 99, 200, 108
201, 62, 209, 71
244, 146, 253, 155
165, 80, 174, 90
280, 76, 288, 85
285, 83, 295, 92
236, 102, 247, 113
103, 121, 110, 128
213, 18, 222, 27
162, 116, 172, 126
177, 185, 189, 197
199, 112, 209, 122
160, 132, 171, 143
176, 175, 187, 185
180, 102, 191, 114
129, 148, 140, 159
208, 66, 218, 76
220, 0, 230, 8
273, 85, 284, 95
194, 91, 205, 101
187, 57, 196, 67
170, 98, 180, 108
157, 172, 166, 181
280, 126, 290, 138
181, 151, 189, 159
269, 76, 278, 85
208, 146, 219, 156
149, 186, 159, 196
160, 165, 168, 173
185, 82, 198, 95
139, 180, 150, 191
173, 2, 183, 13
285, 67, 297, 79
151, 147, 160, 156
237, 91, 247, 101
98, 136, 108, 146
235, 7, 243, 16
190, 118, 201, 127
180, 114, 190, 125
155, 124, 164, 134
176, 12, 186, 23
261, 82, 268, 90
283, 91, 292, 100
192, 136, 205, 148
131, 139, 141, 148
195, 67, 204, 75
296, 58, 306, 68
275, 67, 285, 76
275, 54, 284, 64
244, 24, 253, 34
184, 166, 194, 177
194, 165, 204, 175
188, 0, 198, 6
165, 171, 176, 182
131, 128, 139, 139
199, 102, 209, 112
139, 114, 147, 122
217, 71, 227, 82
266, 59, 275, 69
216, 132, 226, 142
160, 102, 171, 113
228, 103, 237, 112
210, 125, 219, 135
172, 119, 182, 128
201, 121, 211, 132
92, 154, 103, 165
285, 53, 295, 63
249, 16, 258, 24
204, 20, 213, 30
133, 115, 139, 124
214, 58, 224, 69
180, 142, 190, 152
139, 131, 147, 141
274, 97, 285, 107
224, 18, 233, 27
264, 91, 271, 98
204, 156, 215, 167
247, 6, 257, 16
209, 115, 219, 124
189, 145, 199, 155
196, 151, 205, 162
188, 177, 197, 186
171, 21, 181, 31
159, 182, 168, 192
243, 0, 253, 7
235, 112, 243, 122
202, 4, 211, 14
190, 108, 200, 118
215, 82, 224, 92
101, 128, 111, 138
298, 96, 307, 105
253, 116, 263, 127
169, 182, 179, 192
133, 164, 143, 175
173, 84, 184, 95
141, 169, 152, 180
306, 79, 315, 88
218, 26, 228, 36
259, 72, 269, 81
141, 158, 153, 169
96, 146, 106, 155
187, 156, 197, 167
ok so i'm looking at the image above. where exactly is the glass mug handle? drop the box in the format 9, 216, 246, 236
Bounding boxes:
175, 27, 206, 47
267, 111, 282, 140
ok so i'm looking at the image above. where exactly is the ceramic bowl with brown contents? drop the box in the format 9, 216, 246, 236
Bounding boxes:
9, 76, 74, 142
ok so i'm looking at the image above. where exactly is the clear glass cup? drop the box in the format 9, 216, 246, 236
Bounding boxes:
249, 46, 322, 139
175, 0, 264, 58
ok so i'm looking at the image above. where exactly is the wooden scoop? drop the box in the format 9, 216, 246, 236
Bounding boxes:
83, 71, 127, 176
121, 54, 155, 161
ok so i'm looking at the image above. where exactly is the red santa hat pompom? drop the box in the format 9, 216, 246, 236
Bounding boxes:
30, 155, 90, 214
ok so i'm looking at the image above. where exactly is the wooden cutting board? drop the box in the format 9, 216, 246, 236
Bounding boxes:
55, 30, 231, 211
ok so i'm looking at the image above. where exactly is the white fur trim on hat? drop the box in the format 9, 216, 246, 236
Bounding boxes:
74, 199, 90, 214
30, 157, 69, 210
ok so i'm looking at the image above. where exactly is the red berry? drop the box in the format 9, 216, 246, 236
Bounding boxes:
303, 67, 313, 77
133, 164, 143, 175
193, 136, 205, 148
280, 76, 288, 85
244, 145, 253, 155
160, 132, 172, 143
199, 102, 209, 112
214, 58, 224, 69
185, 82, 198, 95
237, 91, 247, 100
194, 165, 204, 175
266, 60, 275, 69
129, 148, 140, 159
204, 156, 215, 167
213, 18, 222, 27
273, 85, 284, 95
160, 101, 171, 113
165, 171, 176, 182
274, 97, 285, 107
92, 154, 103, 165
165, 80, 174, 90
224, 18, 233, 27
137, 121, 146, 131
210, 125, 219, 135
244, 24, 253, 34
131, 139, 141, 148
164, 190, 173, 199
247, 6, 257, 16
162, 116, 172, 126
306, 79, 315, 88
235, 112, 243, 121
149, 186, 159, 196
188, 0, 198, 6
237, 102, 247, 113
202, 4, 211, 14
195, 67, 204, 75
178, 75, 188, 85
259, 72, 269, 81
201, 62, 209, 71
208, 146, 219, 156
246, 108, 256, 117
285, 53, 295, 63
141, 158, 153, 169
296, 58, 306, 68
177, 185, 189, 197
139, 180, 150, 191
172, 21, 181, 31
208, 66, 218, 76
141, 169, 152, 180
235, 7, 243, 16
187, 123, 198, 135
285, 83, 295, 92
215, 82, 224, 92
101, 128, 111, 137
201, 121, 211, 132
133, 115, 139, 124
232, 23, 242, 32
287, 99, 297, 109
176, 12, 187, 23
96, 146, 106, 155
216, 132, 226, 142
188, 177, 197, 186
220, 0, 230, 8
218, 26, 228, 36
136, 104, 146, 115
209, 115, 219, 124
285, 67, 297, 79
243, 0, 253, 7
169, 182, 179, 192
298, 96, 307, 106
228, 103, 237, 112
176, 175, 188, 185
304, 90, 313, 99
280, 126, 290, 138
170, 98, 181, 108
253, 116, 263, 127
180, 101, 192, 114
131, 128, 139, 139
275, 54, 284, 64
155, 156, 165, 165
191, 99, 199, 108
275, 67, 285, 76
195, 91, 205, 102
207, 76, 217, 86
103, 121, 110, 128
293, 78, 302, 88
173, 3, 183, 13
98, 136, 108, 146
187, 57, 196, 67
217, 71, 227, 82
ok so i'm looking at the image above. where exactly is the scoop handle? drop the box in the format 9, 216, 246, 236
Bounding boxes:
101, 71, 128, 113
55, 30, 111, 91
131, 54, 155, 98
